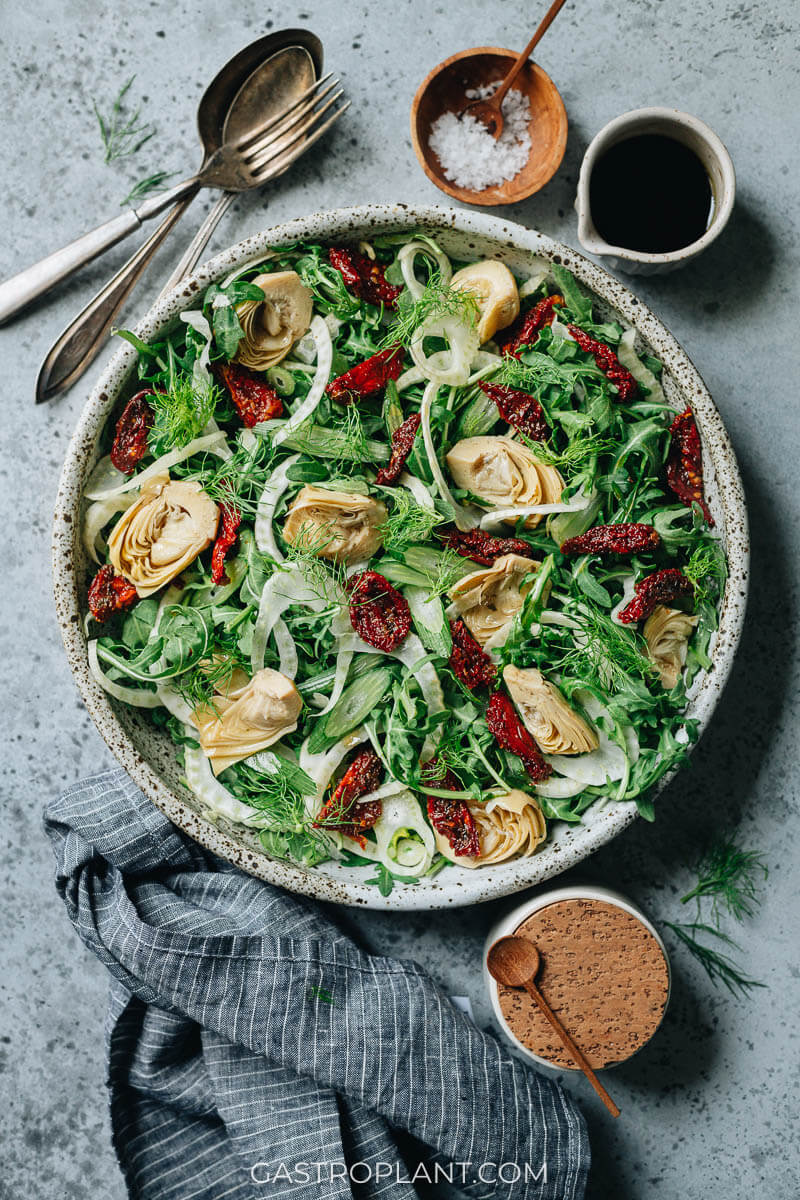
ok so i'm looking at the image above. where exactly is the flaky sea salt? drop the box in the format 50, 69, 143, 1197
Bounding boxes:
428, 83, 532, 191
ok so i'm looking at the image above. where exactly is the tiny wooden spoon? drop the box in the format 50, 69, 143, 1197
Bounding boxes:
461, 0, 569, 138
487, 936, 620, 1118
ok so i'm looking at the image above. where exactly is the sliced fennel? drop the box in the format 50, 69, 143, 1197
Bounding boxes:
324, 668, 393, 740
84, 430, 228, 500
272, 315, 332, 447
478, 489, 594, 528
254, 453, 300, 561
420, 379, 478, 531
87, 640, 161, 707
405, 587, 451, 658
183, 741, 265, 825
617, 328, 665, 405
350, 788, 436, 877
410, 314, 479, 386
398, 238, 452, 300
83, 493, 136, 564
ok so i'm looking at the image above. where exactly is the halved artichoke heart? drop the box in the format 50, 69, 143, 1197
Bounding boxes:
194, 667, 302, 774
234, 270, 313, 371
446, 436, 563, 528
503, 664, 599, 755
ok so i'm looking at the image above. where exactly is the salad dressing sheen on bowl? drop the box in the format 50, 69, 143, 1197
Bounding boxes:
589, 134, 714, 253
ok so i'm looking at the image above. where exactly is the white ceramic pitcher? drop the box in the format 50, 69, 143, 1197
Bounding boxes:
575, 107, 736, 275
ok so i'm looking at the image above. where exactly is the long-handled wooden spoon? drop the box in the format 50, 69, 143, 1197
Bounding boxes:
460, 0, 569, 137
487, 935, 620, 1118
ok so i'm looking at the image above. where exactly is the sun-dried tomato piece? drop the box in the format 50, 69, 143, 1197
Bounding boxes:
210, 504, 242, 585
478, 381, 549, 441
566, 325, 639, 401
436, 525, 531, 567
561, 522, 661, 557
314, 749, 383, 847
449, 618, 497, 691
666, 407, 714, 526
618, 568, 694, 624
349, 570, 411, 651
375, 412, 421, 486
87, 565, 138, 623
218, 362, 283, 427
110, 390, 154, 473
326, 345, 404, 404
486, 691, 552, 783
498, 294, 564, 357
421, 759, 480, 857
328, 247, 402, 309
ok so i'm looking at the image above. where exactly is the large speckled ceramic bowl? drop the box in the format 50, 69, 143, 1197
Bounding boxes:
53, 205, 748, 910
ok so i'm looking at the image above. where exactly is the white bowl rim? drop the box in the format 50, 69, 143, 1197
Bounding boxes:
52, 202, 749, 911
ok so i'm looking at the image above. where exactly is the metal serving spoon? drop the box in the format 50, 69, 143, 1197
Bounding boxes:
0, 31, 323, 326
35, 40, 348, 401
487, 936, 620, 1117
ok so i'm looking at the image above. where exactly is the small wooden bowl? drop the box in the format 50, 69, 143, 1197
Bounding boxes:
411, 47, 568, 206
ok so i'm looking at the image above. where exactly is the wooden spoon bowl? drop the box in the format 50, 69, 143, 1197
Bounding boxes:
411, 47, 568, 206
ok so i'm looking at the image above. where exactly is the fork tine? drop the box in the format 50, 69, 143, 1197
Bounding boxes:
240, 81, 341, 163
245, 90, 345, 173
249, 101, 351, 184
232, 73, 335, 152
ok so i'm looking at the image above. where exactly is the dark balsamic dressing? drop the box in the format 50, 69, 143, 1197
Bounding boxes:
589, 134, 714, 253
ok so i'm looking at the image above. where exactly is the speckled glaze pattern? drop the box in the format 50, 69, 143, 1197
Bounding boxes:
52, 204, 749, 911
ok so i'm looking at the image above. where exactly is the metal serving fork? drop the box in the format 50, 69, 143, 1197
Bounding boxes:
0, 72, 347, 328
34, 78, 349, 401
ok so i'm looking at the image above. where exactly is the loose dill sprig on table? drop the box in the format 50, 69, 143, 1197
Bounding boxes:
681, 838, 768, 923
120, 170, 173, 208
381, 271, 478, 349
94, 76, 156, 163
665, 836, 768, 997
663, 922, 766, 998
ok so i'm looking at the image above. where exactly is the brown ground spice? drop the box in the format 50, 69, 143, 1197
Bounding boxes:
496, 898, 670, 1069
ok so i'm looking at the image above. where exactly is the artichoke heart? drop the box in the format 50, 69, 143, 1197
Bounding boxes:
446, 436, 563, 528
437, 788, 547, 868
643, 605, 698, 690
503, 665, 599, 755
450, 260, 520, 344
194, 667, 302, 774
449, 553, 542, 648
234, 270, 313, 371
108, 474, 219, 597
283, 485, 387, 564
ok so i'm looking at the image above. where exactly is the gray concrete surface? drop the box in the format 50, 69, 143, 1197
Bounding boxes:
1, 2, 798, 1197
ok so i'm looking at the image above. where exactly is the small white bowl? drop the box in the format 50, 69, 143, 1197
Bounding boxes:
575, 107, 736, 275
484, 884, 671, 1069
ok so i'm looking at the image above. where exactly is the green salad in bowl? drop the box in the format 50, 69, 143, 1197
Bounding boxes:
78, 228, 727, 895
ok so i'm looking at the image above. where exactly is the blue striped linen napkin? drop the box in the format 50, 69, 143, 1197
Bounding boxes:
44, 767, 590, 1200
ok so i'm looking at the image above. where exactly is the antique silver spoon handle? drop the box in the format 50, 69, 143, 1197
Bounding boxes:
157, 191, 236, 299
35, 190, 234, 404
0, 180, 197, 325
35, 192, 197, 404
